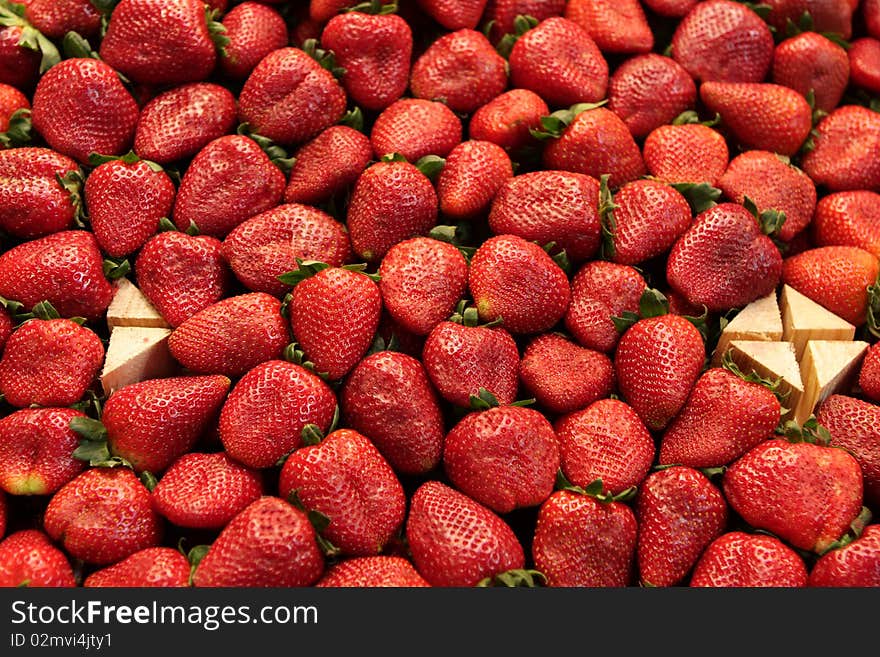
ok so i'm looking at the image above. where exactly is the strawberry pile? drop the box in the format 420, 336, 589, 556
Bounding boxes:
0, 0, 879, 589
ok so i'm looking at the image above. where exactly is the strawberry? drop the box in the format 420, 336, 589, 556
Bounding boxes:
0, 408, 86, 496
0, 491, 5, 538
868, 0, 880, 38
520, 333, 615, 415
136, 231, 231, 328
44, 468, 161, 565
438, 140, 514, 220
671, 0, 774, 83
168, 293, 288, 378
801, 106, 880, 192
488, 170, 600, 262
406, 481, 525, 587
279, 428, 406, 556
469, 234, 570, 334
85, 156, 176, 258
0, 25, 39, 91
809, 525, 880, 587
238, 47, 347, 146
444, 405, 560, 514
172, 135, 286, 238
284, 126, 372, 206
0, 306, 10, 351
341, 351, 445, 475
643, 123, 729, 186
0, 530, 75, 587
218, 360, 336, 469
763, 0, 853, 39
636, 466, 728, 587
418, 0, 487, 30
564, 0, 652, 54
18, 0, 101, 39
370, 99, 462, 161
310, 0, 370, 23
346, 158, 438, 262
99, 0, 219, 86
378, 237, 468, 336
860, 343, 880, 403
317, 556, 430, 587
813, 191, 880, 257
133, 83, 238, 165
508, 17, 608, 107
0, 80, 28, 133
849, 38, 880, 94
555, 398, 654, 493
469, 88, 549, 153
152, 452, 263, 529
782, 246, 879, 325
0, 147, 80, 238
690, 532, 807, 587
0, 230, 114, 321
642, 0, 697, 16
220, 2, 288, 81
321, 11, 412, 112
667, 203, 783, 312
31, 58, 139, 164
222, 204, 351, 297
193, 497, 324, 587
84, 547, 190, 588
772, 32, 849, 114
484, 0, 566, 43
660, 367, 781, 468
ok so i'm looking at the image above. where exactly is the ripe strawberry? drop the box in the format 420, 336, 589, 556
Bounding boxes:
317, 556, 430, 587
0, 81, 28, 133
813, 191, 880, 257
508, 17, 608, 107
152, 452, 262, 529
406, 481, 525, 587
801, 106, 880, 192
44, 468, 161, 565
238, 47, 347, 146
555, 398, 654, 493
193, 497, 324, 587
849, 38, 880, 94
219, 360, 336, 469
782, 246, 879, 325
565, 261, 646, 353
223, 204, 351, 297
0, 491, 5, 538
469, 89, 549, 153
860, 344, 880, 403
671, 0, 774, 83
84, 547, 190, 588
690, 532, 807, 587
31, 58, 139, 164
520, 333, 615, 414
0, 230, 114, 321
0, 25, 39, 91
763, 0, 853, 39
18, 0, 101, 39
346, 159, 438, 262
0, 147, 80, 238
868, 0, 880, 38
321, 11, 412, 112
772, 32, 849, 114
484, 0, 566, 43
637, 466, 728, 587
310, 0, 377, 23
133, 83, 238, 165
418, 0, 487, 30
0, 307, 10, 352
168, 293, 288, 378
136, 231, 231, 328
660, 367, 781, 468
437, 141, 511, 221
370, 99, 462, 161
284, 126, 372, 206
0, 530, 75, 587
643, 123, 729, 185
220, 2, 288, 81
809, 525, 880, 587
564, 0, 652, 54
642, 0, 697, 16
488, 171, 600, 262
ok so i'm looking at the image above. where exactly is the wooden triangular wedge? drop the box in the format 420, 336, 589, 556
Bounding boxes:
711, 291, 783, 365
780, 285, 855, 361
727, 340, 804, 420
794, 340, 870, 425
106, 278, 170, 331
100, 327, 177, 395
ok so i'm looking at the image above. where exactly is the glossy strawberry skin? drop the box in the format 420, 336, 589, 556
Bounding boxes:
609, 180, 692, 265
809, 525, 880, 587
284, 126, 373, 206
438, 140, 513, 221
801, 106, 880, 192
0, 82, 28, 133
84, 547, 190, 588
19, 0, 101, 39
484, 0, 566, 43
643, 124, 729, 186
0, 26, 40, 91
370, 98, 462, 162
317, 556, 430, 587
772, 32, 849, 114
690, 532, 807, 587
0, 530, 75, 588
469, 89, 549, 153
418, 0, 487, 30
220, 2, 289, 81
764, 0, 853, 39
860, 344, 880, 403
565, 0, 653, 54
0, 307, 11, 353
813, 191, 880, 258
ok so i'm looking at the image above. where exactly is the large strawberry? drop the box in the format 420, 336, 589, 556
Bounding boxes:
564, 0, 653, 54
284, 126, 372, 206
370, 99, 462, 161
813, 191, 880, 257
469, 89, 549, 153
643, 123, 729, 186
317, 556, 430, 587
772, 32, 849, 114
809, 525, 880, 587
437, 140, 513, 221
84, 547, 190, 588
0, 530, 75, 587
690, 532, 807, 587
220, 2, 288, 81
801, 105, 880, 192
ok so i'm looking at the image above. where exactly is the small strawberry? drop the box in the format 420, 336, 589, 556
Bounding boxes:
84, 547, 190, 588
220, 2, 288, 81
772, 32, 849, 114
18, 0, 101, 39
860, 344, 880, 403
809, 525, 880, 587
370, 99, 462, 161
643, 123, 729, 186
437, 140, 513, 221
484, 0, 566, 43
418, 0, 487, 30
0, 530, 75, 587
284, 126, 372, 206
690, 532, 807, 587
813, 191, 880, 257
317, 556, 430, 587
801, 105, 880, 192
763, 0, 853, 39
564, 0, 653, 54
469, 88, 549, 153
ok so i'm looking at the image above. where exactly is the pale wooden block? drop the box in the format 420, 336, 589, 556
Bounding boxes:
793, 340, 869, 425
100, 327, 177, 395
728, 340, 804, 421
106, 278, 169, 331
711, 292, 783, 366
780, 285, 854, 361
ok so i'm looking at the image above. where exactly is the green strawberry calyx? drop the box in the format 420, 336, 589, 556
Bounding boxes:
88, 150, 164, 172
494, 14, 538, 59
671, 110, 721, 127
0, 107, 32, 149
287, 489, 341, 558
448, 300, 503, 329
282, 341, 330, 381
429, 224, 477, 260
237, 123, 295, 174
667, 181, 722, 215
555, 470, 636, 504
529, 101, 608, 140
338, 106, 364, 132
69, 416, 133, 469
784, 11, 850, 50
778, 415, 831, 446
742, 195, 786, 238
158, 216, 200, 236
277, 259, 380, 288
467, 386, 535, 411
302, 38, 345, 78
205, 7, 230, 59
0, 0, 60, 73
867, 274, 880, 340
55, 169, 87, 228
476, 569, 547, 588
817, 506, 873, 555
181, 540, 211, 586
611, 287, 670, 333
346, 0, 398, 15
103, 257, 131, 281
597, 173, 618, 260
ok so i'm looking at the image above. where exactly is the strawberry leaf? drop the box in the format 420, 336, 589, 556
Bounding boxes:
867, 276, 880, 339
469, 387, 500, 410
277, 259, 332, 286
638, 288, 670, 318
338, 106, 364, 131
346, 0, 397, 14
31, 300, 60, 320
89, 0, 120, 12
495, 14, 538, 58
611, 310, 640, 334
414, 154, 445, 181
139, 470, 158, 491
103, 258, 130, 280
598, 173, 617, 260
300, 423, 325, 446
61, 30, 98, 60
477, 568, 547, 587
0, 108, 31, 148
205, 7, 229, 58
301, 38, 345, 77
670, 182, 721, 214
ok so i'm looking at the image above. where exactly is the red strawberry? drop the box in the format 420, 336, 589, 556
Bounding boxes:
0, 491, 5, 538
868, 0, 880, 38
801, 105, 880, 192
763, 0, 853, 40
152, 452, 263, 529
133, 83, 238, 165
31, 58, 139, 164
469, 88, 549, 153
0, 530, 75, 587
809, 525, 880, 587
44, 468, 161, 565
555, 398, 654, 493
520, 333, 614, 414
642, 0, 697, 16
18, 0, 101, 39
860, 344, 880, 403
406, 481, 525, 587
0, 230, 114, 321
84, 547, 190, 588
0, 306, 11, 352
222, 204, 351, 297
813, 191, 880, 258
321, 11, 412, 112
637, 466, 728, 587
488, 170, 600, 262
643, 123, 729, 185
219, 360, 336, 469
667, 203, 783, 312
418, 0, 487, 30
0, 81, 28, 134
564, 0, 652, 54
508, 17, 608, 107
370, 99, 462, 161
690, 532, 807, 587
772, 32, 849, 114
484, 0, 566, 43
0, 26, 39, 91
284, 126, 372, 206
310, 0, 381, 23
782, 246, 879, 325
671, 0, 774, 83
238, 47, 347, 146
136, 231, 230, 328
437, 141, 512, 221
851, 39, 880, 93
317, 556, 430, 587
0, 147, 80, 238
444, 405, 560, 514
220, 2, 288, 81
193, 497, 324, 587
